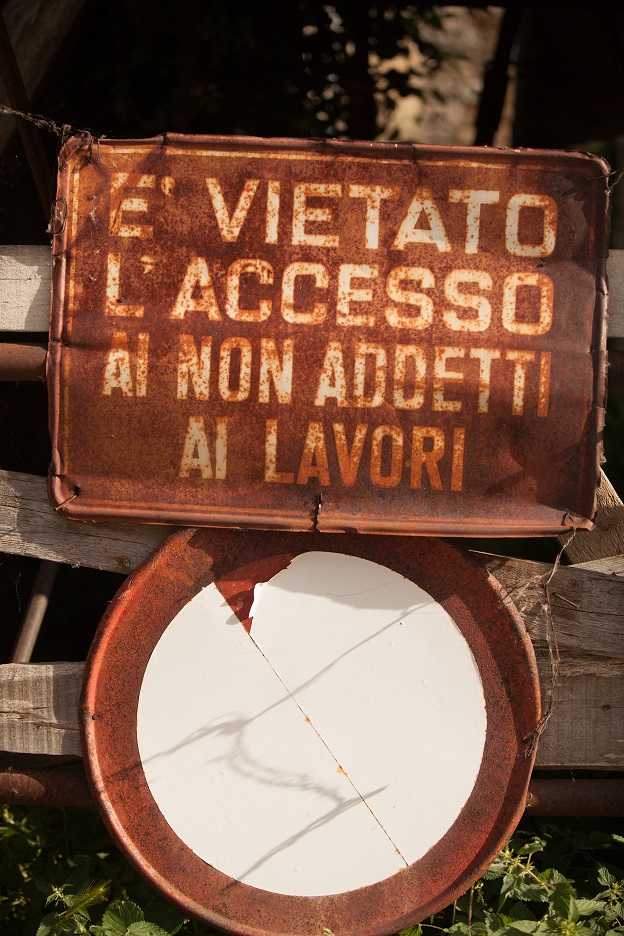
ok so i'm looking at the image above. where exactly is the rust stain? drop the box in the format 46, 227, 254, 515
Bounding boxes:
49, 135, 610, 536
0, 343, 47, 381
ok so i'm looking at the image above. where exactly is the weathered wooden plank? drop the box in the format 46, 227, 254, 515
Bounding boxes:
560, 471, 624, 564
0, 469, 172, 574
2, 246, 624, 337
480, 551, 624, 661
2, 470, 624, 655
536, 663, 624, 770
0, 663, 82, 757
0, 655, 621, 768
573, 554, 624, 575
608, 248, 624, 340
1, 471, 623, 767
0, 246, 50, 332
484, 553, 624, 768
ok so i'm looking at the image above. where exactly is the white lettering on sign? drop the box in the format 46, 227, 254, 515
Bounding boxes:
348, 184, 399, 249
443, 270, 492, 332
385, 267, 434, 330
96, 167, 567, 500
448, 190, 500, 254
226, 259, 273, 322
109, 173, 155, 238
392, 189, 451, 252
292, 182, 341, 247
177, 336, 212, 401
179, 415, 228, 479
171, 257, 222, 321
102, 331, 149, 396
105, 174, 560, 260
206, 178, 259, 242
281, 262, 329, 325
505, 193, 557, 257
502, 272, 554, 335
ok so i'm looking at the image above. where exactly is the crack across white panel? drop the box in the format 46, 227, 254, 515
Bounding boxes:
136, 552, 486, 897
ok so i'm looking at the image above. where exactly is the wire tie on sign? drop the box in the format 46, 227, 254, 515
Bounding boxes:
605, 168, 623, 194
84, 132, 100, 165
0, 102, 65, 137
520, 524, 577, 757
0, 103, 100, 160
48, 197, 67, 236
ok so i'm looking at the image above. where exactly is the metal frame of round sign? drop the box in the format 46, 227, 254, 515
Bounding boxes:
81, 529, 541, 936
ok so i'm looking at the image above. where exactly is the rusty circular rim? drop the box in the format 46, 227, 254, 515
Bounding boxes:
81, 529, 541, 936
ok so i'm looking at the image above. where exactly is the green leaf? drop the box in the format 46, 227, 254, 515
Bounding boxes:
126, 922, 171, 936
62, 877, 110, 918
508, 903, 537, 922
507, 923, 540, 935
599, 869, 616, 888
576, 900, 607, 917
550, 885, 579, 920
502, 878, 548, 904
568, 897, 581, 923
540, 869, 571, 887
485, 862, 508, 880
34, 879, 58, 898
484, 910, 513, 934
501, 874, 518, 897
518, 841, 546, 857
132, 887, 188, 935
100, 900, 144, 935
36, 913, 77, 936
584, 832, 621, 851
36, 915, 55, 936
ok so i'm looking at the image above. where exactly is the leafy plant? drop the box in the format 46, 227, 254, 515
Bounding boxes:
35, 876, 183, 936
399, 824, 624, 936
0, 805, 210, 935
2, 806, 624, 936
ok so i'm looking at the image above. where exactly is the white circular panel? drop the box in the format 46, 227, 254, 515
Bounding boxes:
137, 552, 486, 896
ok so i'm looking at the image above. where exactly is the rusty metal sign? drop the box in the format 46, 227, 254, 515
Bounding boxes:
49, 135, 609, 534
82, 529, 541, 936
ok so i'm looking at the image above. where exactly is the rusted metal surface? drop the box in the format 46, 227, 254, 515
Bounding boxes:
0, 342, 47, 380
0, 766, 93, 807
8, 342, 624, 390
81, 528, 540, 936
49, 135, 609, 536
4, 766, 624, 820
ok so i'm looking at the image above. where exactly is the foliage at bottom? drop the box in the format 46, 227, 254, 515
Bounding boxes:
1, 804, 623, 936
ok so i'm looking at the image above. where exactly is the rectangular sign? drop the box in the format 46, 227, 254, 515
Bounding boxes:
48, 135, 609, 535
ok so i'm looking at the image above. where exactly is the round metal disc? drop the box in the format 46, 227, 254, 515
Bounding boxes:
81, 529, 540, 936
